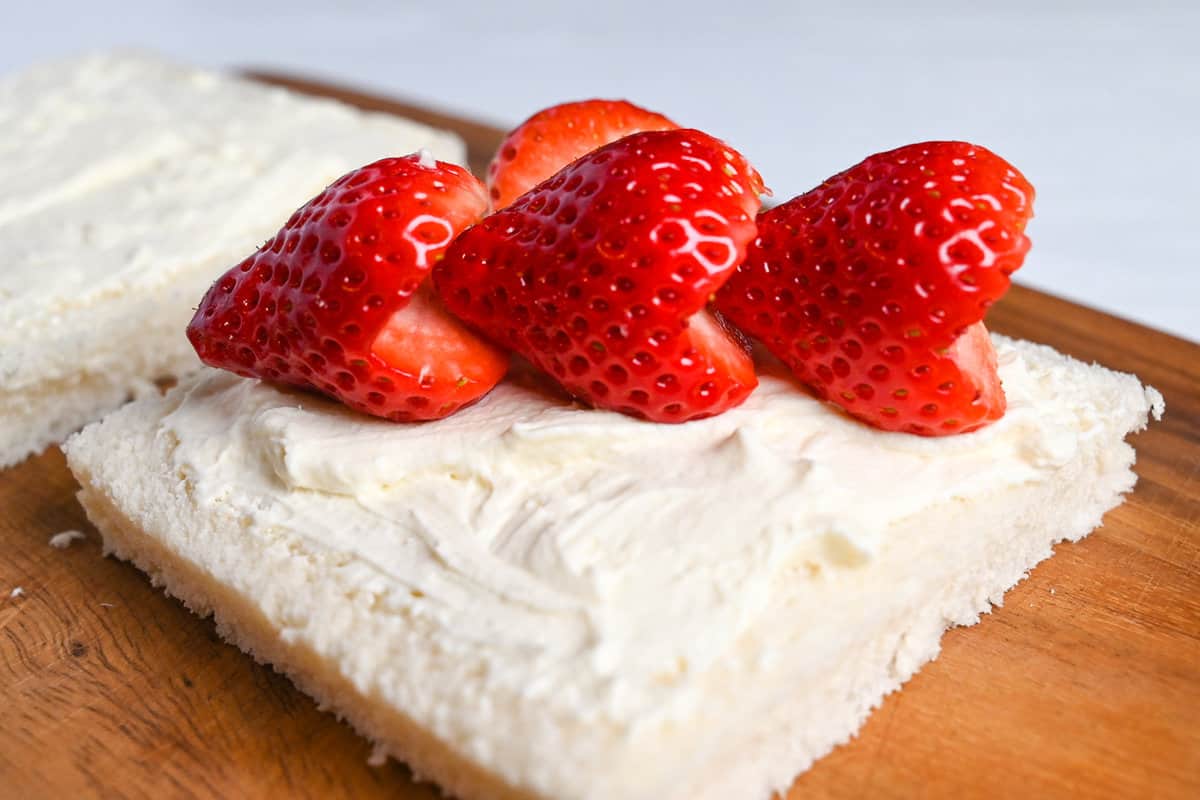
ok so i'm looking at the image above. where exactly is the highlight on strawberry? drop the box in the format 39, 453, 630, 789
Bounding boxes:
717, 141, 1034, 436
436, 128, 767, 423
487, 99, 677, 211
187, 153, 509, 422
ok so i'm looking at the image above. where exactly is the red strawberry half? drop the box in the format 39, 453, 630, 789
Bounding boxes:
437, 129, 765, 423
487, 99, 677, 211
187, 153, 508, 421
717, 141, 1034, 435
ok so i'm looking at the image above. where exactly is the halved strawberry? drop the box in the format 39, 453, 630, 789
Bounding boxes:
487, 99, 677, 210
717, 141, 1034, 435
187, 153, 508, 421
437, 129, 765, 423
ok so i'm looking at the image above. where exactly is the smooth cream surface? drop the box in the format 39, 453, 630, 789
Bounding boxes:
155, 337, 1124, 726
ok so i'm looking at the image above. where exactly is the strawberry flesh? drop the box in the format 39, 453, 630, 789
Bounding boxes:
188, 154, 507, 421
717, 141, 1034, 435
438, 129, 765, 423
487, 99, 677, 211
947, 320, 1005, 420
686, 309, 757, 392
371, 285, 509, 395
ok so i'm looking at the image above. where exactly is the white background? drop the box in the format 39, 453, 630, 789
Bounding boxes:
5, 0, 1197, 341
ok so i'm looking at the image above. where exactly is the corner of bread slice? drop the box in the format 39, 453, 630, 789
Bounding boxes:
1, 290, 199, 471
65, 372, 539, 800
64, 339, 1161, 800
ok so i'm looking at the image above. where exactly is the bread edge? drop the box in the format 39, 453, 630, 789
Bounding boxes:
70, 469, 537, 800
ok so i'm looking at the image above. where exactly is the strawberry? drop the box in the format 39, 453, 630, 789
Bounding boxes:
717, 141, 1034, 436
436, 129, 765, 423
187, 153, 508, 421
487, 99, 677, 211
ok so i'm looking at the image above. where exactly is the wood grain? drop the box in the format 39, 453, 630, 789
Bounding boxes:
2, 72, 1197, 799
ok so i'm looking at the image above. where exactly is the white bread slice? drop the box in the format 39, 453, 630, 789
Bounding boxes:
0, 52, 465, 468
64, 336, 1161, 800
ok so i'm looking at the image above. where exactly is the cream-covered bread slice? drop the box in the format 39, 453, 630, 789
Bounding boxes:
0, 52, 465, 468
64, 335, 1161, 800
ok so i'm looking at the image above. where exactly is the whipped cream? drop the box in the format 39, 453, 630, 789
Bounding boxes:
156, 336, 1113, 727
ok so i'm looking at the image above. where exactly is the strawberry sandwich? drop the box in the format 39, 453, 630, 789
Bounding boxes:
66, 86, 1161, 800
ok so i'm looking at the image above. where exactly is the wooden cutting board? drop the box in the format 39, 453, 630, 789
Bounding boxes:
1, 73, 1197, 800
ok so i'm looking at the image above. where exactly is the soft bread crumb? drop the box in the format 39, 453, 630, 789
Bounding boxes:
49, 529, 86, 549
10, 587, 24, 598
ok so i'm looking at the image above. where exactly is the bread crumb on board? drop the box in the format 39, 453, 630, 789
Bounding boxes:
367, 743, 388, 767
49, 530, 87, 549
9, 587, 24, 598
